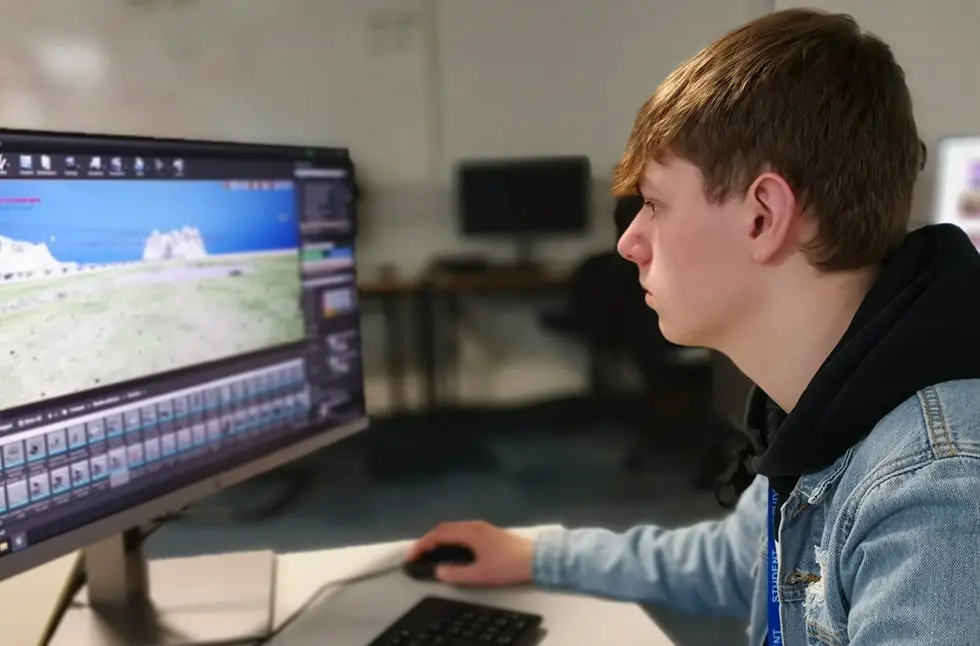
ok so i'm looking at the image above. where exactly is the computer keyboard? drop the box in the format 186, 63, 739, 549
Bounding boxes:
367, 596, 544, 645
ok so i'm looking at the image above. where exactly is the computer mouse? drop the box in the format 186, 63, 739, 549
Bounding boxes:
403, 543, 476, 581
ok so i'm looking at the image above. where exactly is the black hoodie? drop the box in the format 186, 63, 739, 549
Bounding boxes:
719, 223, 980, 510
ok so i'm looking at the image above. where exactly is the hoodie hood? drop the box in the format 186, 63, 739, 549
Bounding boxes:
745, 223, 980, 485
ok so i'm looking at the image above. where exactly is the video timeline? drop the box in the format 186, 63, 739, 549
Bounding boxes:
0, 360, 309, 532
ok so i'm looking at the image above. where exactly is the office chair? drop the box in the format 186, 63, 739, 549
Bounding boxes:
539, 195, 673, 418
540, 196, 731, 486
613, 193, 643, 237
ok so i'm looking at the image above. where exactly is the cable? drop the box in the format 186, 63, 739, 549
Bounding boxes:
46, 509, 399, 646
49, 485, 307, 619
42, 507, 190, 642
59, 554, 401, 645
256, 562, 404, 645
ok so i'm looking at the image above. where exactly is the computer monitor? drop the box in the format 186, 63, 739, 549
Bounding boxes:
456, 156, 591, 265
0, 129, 367, 645
934, 135, 980, 246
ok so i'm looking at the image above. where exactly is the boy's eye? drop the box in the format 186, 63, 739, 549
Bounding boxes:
643, 200, 658, 215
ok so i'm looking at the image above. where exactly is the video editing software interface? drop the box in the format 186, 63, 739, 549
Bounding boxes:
0, 133, 364, 557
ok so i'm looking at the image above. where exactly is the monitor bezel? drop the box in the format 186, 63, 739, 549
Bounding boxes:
0, 127, 354, 163
0, 127, 368, 582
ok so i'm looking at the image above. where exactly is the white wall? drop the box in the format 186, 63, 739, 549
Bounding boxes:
0, 0, 767, 412
0, 0, 434, 183
775, 0, 980, 227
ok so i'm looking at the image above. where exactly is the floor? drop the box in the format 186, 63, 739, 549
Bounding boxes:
148, 401, 748, 645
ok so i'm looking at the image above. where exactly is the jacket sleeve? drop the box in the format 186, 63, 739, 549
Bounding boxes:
531, 476, 767, 619
841, 456, 980, 645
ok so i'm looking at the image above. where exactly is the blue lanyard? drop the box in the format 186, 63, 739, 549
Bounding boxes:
767, 486, 783, 645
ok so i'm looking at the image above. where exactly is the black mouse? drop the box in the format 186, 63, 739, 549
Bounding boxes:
403, 543, 476, 580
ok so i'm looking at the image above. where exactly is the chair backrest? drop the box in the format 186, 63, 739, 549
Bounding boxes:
566, 252, 662, 353
614, 195, 644, 239
552, 195, 674, 380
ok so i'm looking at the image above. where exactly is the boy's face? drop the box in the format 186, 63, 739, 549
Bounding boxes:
616, 158, 758, 348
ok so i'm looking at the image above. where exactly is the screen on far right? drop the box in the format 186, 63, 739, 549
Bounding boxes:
934, 136, 980, 246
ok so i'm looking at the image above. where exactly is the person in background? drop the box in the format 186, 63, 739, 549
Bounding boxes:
408, 8, 980, 645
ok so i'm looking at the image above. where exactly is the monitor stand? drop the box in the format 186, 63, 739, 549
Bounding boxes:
50, 529, 275, 646
513, 236, 542, 271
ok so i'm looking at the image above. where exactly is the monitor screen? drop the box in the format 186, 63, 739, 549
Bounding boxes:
934, 136, 980, 246
457, 156, 591, 236
0, 130, 365, 573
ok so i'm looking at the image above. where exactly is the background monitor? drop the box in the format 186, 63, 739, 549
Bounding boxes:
0, 128, 367, 645
934, 135, 980, 246
456, 156, 591, 264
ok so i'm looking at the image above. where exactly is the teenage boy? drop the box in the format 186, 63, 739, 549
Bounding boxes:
409, 8, 980, 644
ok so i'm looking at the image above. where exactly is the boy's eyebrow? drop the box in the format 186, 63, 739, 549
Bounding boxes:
637, 179, 661, 198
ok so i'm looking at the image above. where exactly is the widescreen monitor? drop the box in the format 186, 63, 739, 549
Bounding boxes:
455, 155, 591, 266
0, 128, 367, 645
457, 155, 591, 237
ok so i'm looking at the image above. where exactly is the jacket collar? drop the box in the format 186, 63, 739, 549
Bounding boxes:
790, 446, 855, 506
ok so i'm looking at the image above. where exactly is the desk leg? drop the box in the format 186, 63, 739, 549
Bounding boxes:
381, 293, 406, 411
443, 292, 462, 403
587, 342, 603, 398
417, 288, 438, 410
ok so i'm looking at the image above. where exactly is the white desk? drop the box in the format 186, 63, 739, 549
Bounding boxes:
0, 552, 80, 645
271, 526, 674, 645
0, 526, 675, 646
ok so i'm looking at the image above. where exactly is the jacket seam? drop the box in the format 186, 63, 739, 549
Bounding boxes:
917, 385, 959, 458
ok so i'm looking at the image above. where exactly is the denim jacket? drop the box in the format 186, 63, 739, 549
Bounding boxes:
532, 380, 980, 645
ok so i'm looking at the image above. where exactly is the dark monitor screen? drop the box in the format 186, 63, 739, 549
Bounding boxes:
457, 156, 591, 236
0, 129, 366, 577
